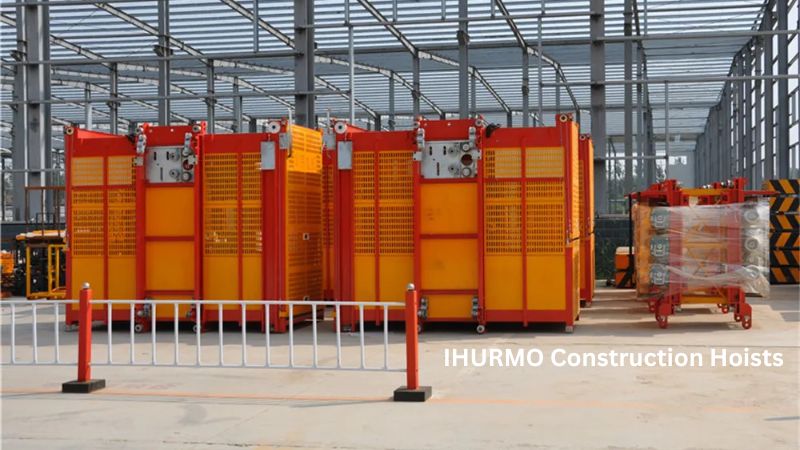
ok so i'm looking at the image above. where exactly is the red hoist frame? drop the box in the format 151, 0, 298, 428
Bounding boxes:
133, 123, 206, 332
64, 126, 136, 327
332, 124, 415, 329
632, 178, 772, 329
323, 120, 365, 302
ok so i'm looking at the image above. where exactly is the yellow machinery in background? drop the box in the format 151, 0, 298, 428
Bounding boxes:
15, 230, 67, 299
1, 250, 14, 298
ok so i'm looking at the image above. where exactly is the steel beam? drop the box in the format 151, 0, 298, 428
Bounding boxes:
356, 0, 510, 114
157, 0, 170, 125
252, 0, 259, 52
471, 72, 477, 118
522, 50, 530, 127
109, 63, 118, 134
754, 38, 763, 186
221, 0, 441, 116
21, 0, 50, 221
389, 71, 395, 130
12, 4, 26, 221
591, 0, 607, 213
776, 0, 789, 178
412, 53, 421, 118
233, 77, 242, 132
84, 83, 92, 129
664, 82, 670, 179
458, 0, 469, 119
744, 45, 754, 185
294, 0, 314, 127
737, 53, 746, 177
764, 7, 775, 180
206, 62, 215, 133
624, 0, 633, 193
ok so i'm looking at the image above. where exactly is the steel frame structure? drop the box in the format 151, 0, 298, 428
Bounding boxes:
0, 0, 798, 223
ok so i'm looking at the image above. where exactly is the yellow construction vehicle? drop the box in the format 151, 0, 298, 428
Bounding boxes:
15, 230, 67, 300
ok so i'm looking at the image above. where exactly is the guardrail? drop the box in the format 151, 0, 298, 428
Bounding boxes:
1, 283, 431, 401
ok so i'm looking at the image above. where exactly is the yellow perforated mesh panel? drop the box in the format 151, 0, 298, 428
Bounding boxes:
525, 148, 563, 178
71, 190, 104, 256
378, 151, 413, 255
286, 128, 323, 300
485, 149, 521, 179
569, 132, 580, 240
204, 153, 238, 256
107, 156, 134, 185
485, 183, 522, 254
107, 189, 135, 256
241, 153, 262, 255
353, 152, 376, 255
71, 157, 103, 186
526, 181, 565, 254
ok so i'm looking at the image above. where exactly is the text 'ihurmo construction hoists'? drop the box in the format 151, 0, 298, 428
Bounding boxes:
331, 114, 583, 333
64, 120, 323, 333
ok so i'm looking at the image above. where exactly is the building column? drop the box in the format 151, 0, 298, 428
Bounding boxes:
776, 0, 789, 178
590, 0, 607, 213
294, 0, 314, 127
458, 0, 469, 119
157, 0, 171, 125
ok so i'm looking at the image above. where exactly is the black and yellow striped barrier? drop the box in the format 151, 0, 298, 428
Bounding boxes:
770, 230, 800, 249
764, 179, 800, 195
770, 214, 800, 231
770, 266, 800, 284
770, 196, 800, 214
770, 249, 800, 267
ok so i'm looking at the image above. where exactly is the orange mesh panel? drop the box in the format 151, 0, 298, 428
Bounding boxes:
485, 149, 521, 179
286, 129, 323, 300
241, 153, 262, 255
525, 148, 563, 178
107, 156, 134, 185
203, 153, 238, 256
107, 188, 135, 256
485, 182, 522, 255
71, 190, 104, 256
353, 152, 376, 255
570, 131, 580, 240
378, 151, 413, 255
71, 157, 103, 186
526, 181, 565, 254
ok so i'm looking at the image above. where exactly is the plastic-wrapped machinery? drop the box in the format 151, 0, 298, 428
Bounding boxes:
632, 178, 771, 329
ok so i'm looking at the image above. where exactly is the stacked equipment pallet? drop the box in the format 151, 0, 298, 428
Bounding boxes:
333, 115, 581, 333
632, 178, 771, 329
763, 179, 800, 284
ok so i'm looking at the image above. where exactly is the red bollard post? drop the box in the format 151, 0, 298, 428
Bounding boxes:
62, 282, 106, 393
394, 283, 431, 402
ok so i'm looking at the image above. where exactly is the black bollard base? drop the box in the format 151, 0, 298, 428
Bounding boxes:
62, 379, 106, 393
393, 385, 432, 402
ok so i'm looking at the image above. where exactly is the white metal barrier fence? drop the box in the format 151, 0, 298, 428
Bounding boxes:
0, 284, 431, 401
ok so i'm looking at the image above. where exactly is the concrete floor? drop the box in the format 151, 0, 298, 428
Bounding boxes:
2, 285, 798, 449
